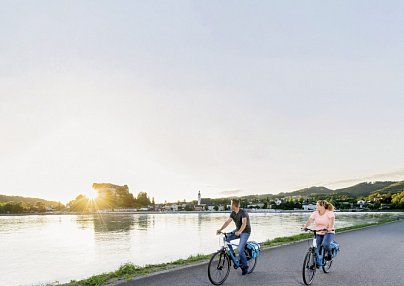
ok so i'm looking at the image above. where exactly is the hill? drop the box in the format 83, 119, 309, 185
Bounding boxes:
333, 181, 395, 197
374, 180, 404, 194
284, 186, 335, 197
237, 181, 404, 201
0, 195, 62, 207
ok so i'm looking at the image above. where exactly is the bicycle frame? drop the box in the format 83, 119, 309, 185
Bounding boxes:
305, 228, 331, 264
220, 233, 241, 269
208, 232, 259, 285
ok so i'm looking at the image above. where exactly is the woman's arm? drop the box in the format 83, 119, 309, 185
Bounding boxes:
303, 217, 314, 228
328, 216, 335, 231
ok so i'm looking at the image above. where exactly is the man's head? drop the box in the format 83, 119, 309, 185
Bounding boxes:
231, 199, 240, 211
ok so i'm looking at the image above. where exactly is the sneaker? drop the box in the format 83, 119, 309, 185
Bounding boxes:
241, 266, 249, 275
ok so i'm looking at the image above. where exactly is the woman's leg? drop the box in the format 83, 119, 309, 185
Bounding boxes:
315, 235, 325, 265
323, 233, 335, 258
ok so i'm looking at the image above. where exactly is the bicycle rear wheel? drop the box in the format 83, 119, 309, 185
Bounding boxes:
247, 256, 258, 274
244, 247, 258, 274
302, 250, 316, 285
208, 250, 231, 285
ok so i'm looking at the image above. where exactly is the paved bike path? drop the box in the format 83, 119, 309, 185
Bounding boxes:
118, 220, 404, 286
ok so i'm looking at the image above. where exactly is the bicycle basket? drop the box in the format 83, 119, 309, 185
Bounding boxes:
245, 241, 261, 259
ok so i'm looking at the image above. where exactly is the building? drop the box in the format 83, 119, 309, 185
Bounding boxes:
247, 202, 265, 209
92, 183, 129, 198
357, 200, 366, 208
302, 203, 316, 211
194, 190, 207, 211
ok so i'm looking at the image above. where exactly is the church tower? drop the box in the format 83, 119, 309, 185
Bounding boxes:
198, 190, 201, 205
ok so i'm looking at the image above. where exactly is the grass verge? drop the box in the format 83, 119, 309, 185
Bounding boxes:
39, 217, 401, 286
261, 217, 399, 248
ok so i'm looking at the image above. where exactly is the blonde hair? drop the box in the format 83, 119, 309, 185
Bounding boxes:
317, 200, 335, 211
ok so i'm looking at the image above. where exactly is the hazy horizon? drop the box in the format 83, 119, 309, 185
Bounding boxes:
1, 175, 403, 204
1, 1, 404, 204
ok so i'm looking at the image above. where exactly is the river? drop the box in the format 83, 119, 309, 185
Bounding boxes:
0, 211, 399, 286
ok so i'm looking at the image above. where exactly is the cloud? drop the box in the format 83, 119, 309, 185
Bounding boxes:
313, 168, 404, 188
218, 189, 243, 196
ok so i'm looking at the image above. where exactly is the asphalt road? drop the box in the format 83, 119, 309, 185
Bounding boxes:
118, 220, 404, 286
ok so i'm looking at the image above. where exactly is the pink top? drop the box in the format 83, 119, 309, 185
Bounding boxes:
310, 210, 335, 234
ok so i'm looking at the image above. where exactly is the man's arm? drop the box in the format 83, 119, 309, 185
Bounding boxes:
235, 217, 247, 236
217, 217, 233, 234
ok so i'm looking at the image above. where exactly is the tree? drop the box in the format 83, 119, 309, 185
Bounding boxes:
136, 192, 151, 207
34, 201, 46, 213
392, 191, 404, 208
68, 195, 90, 212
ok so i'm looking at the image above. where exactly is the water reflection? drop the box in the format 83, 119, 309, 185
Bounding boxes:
72, 214, 156, 233
92, 214, 136, 233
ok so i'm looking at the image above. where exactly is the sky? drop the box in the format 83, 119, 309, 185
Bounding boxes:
1, 1, 404, 204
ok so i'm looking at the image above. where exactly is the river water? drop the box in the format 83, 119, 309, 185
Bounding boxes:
0, 211, 399, 286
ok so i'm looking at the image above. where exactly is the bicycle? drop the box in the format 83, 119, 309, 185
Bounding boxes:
208, 232, 260, 285
302, 228, 337, 285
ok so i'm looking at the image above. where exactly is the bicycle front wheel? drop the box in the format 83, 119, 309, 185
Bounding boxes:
322, 251, 333, 273
208, 250, 231, 285
302, 250, 316, 285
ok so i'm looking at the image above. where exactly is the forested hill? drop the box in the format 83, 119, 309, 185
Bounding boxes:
0, 195, 61, 206
276, 180, 404, 198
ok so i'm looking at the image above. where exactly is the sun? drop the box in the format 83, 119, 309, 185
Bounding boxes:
86, 191, 98, 200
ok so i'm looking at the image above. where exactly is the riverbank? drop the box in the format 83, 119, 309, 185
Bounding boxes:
129, 218, 404, 286
38, 216, 403, 286
3, 209, 404, 216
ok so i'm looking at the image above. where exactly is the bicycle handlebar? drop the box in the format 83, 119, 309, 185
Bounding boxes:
217, 231, 230, 237
302, 228, 333, 232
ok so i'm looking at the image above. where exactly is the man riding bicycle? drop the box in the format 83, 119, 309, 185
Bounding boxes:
217, 199, 251, 275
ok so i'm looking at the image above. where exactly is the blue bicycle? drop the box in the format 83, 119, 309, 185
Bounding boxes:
302, 228, 340, 285
208, 232, 260, 285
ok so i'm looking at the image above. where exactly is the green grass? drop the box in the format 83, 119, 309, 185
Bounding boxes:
38, 254, 211, 286
261, 217, 399, 248
38, 217, 401, 286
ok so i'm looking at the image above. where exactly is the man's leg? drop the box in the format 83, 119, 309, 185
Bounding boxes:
225, 231, 238, 257
225, 231, 238, 242
238, 233, 250, 274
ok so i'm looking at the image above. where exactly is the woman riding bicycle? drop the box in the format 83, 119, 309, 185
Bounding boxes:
303, 200, 335, 263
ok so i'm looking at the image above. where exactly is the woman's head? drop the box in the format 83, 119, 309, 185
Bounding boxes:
316, 200, 334, 212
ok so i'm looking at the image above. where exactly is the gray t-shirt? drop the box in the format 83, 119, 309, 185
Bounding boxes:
230, 208, 251, 234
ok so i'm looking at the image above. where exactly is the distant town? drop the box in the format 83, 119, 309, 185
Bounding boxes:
1, 180, 404, 214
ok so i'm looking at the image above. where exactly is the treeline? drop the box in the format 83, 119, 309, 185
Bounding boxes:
240, 191, 404, 210
67, 191, 154, 212
202, 190, 404, 211
0, 189, 154, 214
0, 201, 64, 214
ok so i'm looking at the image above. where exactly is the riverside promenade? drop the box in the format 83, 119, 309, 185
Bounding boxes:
119, 220, 404, 286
